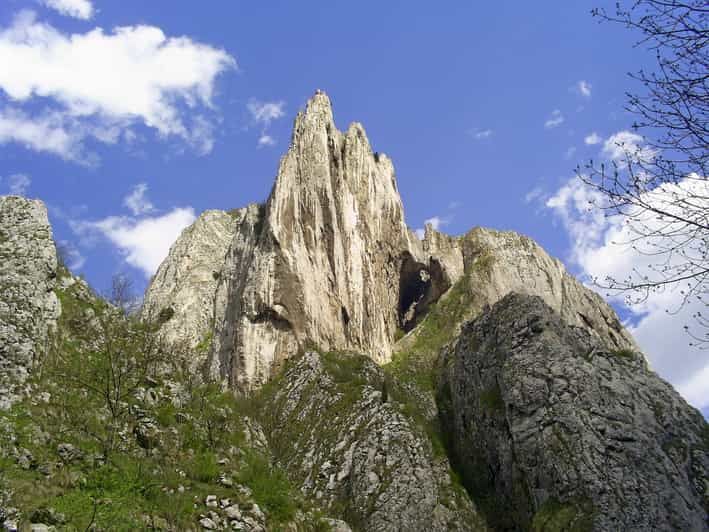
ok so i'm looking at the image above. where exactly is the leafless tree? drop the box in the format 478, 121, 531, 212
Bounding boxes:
581, 0, 708, 346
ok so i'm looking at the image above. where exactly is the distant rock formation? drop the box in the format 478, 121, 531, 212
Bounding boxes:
0, 196, 59, 409
439, 293, 708, 530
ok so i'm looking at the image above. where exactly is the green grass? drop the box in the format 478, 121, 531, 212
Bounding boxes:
612, 348, 636, 360
531, 498, 595, 532
238, 451, 297, 523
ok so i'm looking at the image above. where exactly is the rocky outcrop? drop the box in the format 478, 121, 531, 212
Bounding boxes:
207, 92, 428, 390
260, 350, 487, 531
145, 92, 635, 392
142, 209, 237, 357
0, 196, 59, 410
457, 227, 636, 352
439, 293, 708, 531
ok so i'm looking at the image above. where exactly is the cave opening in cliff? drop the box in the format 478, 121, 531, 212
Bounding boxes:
398, 254, 451, 333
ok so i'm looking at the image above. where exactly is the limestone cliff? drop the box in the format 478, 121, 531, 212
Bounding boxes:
0, 196, 59, 410
141, 209, 237, 360
439, 293, 708, 530
144, 91, 637, 392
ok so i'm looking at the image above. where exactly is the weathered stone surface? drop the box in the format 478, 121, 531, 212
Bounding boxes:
209, 92, 423, 390
458, 227, 637, 352
0, 196, 59, 410
439, 292, 708, 531
262, 350, 487, 531
142, 209, 237, 357
146, 92, 634, 392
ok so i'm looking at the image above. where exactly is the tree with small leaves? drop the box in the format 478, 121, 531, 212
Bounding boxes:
581, 1, 708, 346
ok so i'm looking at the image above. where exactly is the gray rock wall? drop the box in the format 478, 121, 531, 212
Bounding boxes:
141, 209, 237, 363
0, 196, 59, 409
439, 293, 708, 531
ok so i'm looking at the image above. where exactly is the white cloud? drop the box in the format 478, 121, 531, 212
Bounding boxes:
546, 174, 709, 410
471, 128, 493, 139
57, 239, 85, 270
601, 130, 655, 163
524, 186, 543, 204
41, 0, 93, 19
3, 173, 31, 195
0, 10, 235, 161
247, 99, 285, 147
73, 207, 196, 277
415, 215, 451, 239
544, 109, 564, 129
247, 100, 285, 127
584, 132, 602, 145
575, 80, 592, 98
257, 134, 275, 147
123, 183, 154, 216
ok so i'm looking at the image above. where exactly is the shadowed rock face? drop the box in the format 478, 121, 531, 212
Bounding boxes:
439, 293, 708, 531
0, 196, 59, 410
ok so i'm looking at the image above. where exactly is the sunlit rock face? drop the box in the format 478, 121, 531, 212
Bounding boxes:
208, 92, 424, 390
0, 196, 59, 409
144, 91, 635, 391
141, 209, 237, 369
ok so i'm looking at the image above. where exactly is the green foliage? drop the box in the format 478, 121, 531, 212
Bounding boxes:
1, 280, 316, 530
612, 348, 637, 360
531, 498, 595, 532
238, 451, 297, 523
387, 274, 474, 392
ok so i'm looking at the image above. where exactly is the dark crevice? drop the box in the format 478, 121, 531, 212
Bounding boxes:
398, 253, 451, 332
251, 307, 293, 331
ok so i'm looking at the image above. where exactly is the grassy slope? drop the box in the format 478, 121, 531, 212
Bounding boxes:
0, 270, 327, 531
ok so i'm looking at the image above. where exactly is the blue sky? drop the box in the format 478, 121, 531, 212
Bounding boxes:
0, 1, 706, 415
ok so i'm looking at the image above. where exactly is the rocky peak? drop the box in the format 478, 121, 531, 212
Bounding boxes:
206, 91, 420, 390
144, 91, 636, 392
0, 196, 60, 409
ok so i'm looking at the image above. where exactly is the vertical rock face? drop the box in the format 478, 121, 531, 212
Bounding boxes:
209, 92, 421, 389
141, 210, 237, 357
439, 293, 708, 531
0, 196, 59, 409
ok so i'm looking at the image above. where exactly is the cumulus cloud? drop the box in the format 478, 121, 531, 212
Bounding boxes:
2, 173, 31, 195
247, 100, 285, 127
0, 10, 235, 162
544, 109, 564, 129
123, 183, 155, 216
73, 207, 196, 277
546, 172, 709, 410
247, 99, 285, 147
40, 0, 93, 19
601, 130, 655, 163
575, 80, 592, 98
584, 132, 602, 145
